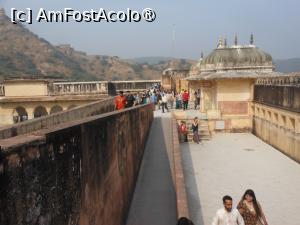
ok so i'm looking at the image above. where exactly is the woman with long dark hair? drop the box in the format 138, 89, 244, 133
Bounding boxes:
191, 117, 200, 144
237, 189, 268, 225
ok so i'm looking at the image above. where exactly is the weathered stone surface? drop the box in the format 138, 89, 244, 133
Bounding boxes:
0, 103, 154, 225
254, 85, 300, 112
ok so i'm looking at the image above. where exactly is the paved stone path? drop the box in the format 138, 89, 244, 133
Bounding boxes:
126, 111, 177, 225
181, 133, 300, 225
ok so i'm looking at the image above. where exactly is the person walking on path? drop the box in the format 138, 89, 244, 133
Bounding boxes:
237, 190, 268, 225
167, 92, 175, 109
161, 93, 169, 113
114, 91, 127, 110
126, 91, 135, 108
182, 90, 190, 110
192, 117, 200, 144
157, 92, 162, 110
212, 195, 245, 225
176, 92, 182, 109
194, 90, 201, 110
150, 93, 157, 105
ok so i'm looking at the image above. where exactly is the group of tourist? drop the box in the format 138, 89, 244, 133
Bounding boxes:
212, 189, 268, 225
114, 90, 155, 110
179, 117, 200, 144
177, 189, 268, 225
114, 86, 202, 113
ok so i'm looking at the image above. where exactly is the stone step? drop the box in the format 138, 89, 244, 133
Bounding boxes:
187, 137, 210, 142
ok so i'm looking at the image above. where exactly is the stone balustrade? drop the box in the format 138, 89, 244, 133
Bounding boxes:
0, 98, 115, 139
256, 75, 300, 87
252, 102, 300, 162
49, 80, 161, 96
254, 83, 300, 113
50, 81, 109, 96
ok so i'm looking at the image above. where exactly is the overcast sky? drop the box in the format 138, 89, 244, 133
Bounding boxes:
1, 0, 300, 60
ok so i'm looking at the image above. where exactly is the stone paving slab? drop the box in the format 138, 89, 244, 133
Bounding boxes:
181, 133, 300, 225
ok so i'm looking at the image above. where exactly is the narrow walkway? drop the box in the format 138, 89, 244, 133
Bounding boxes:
181, 133, 300, 225
126, 111, 177, 225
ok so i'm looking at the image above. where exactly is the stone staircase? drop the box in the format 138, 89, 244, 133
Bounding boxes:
172, 105, 211, 142
186, 119, 211, 142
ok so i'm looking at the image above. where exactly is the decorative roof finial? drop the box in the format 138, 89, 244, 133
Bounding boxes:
217, 37, 224, 48
234, 34, 238, 46
250, 33, 254, 45
201, 51, 204, 59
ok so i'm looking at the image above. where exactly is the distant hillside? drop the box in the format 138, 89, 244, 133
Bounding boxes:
0, 13, 194, 82
274, 58, 300, 73
130, 57, 176, 65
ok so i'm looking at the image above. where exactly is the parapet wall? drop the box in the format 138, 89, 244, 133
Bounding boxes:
252, 103, 300, 163
172, 118, 190, 219
0, 103, 154, 225
0, 98, 115, 140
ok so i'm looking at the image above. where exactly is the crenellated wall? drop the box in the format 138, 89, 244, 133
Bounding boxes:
0, 103, 154, 225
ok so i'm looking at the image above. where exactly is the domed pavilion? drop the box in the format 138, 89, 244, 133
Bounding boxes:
185, 35, 285, 131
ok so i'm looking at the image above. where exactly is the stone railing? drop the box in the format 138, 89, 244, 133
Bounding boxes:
0, 80, 161, 97
48, 80, 161, 96
0, 103, 154, 225
254, 84, 300, 113
256, 75, 300, 87
0, 98, 115, 139
110, 80, 161, 92
0, 84, 4, 96
252, 102, 300, 163
49, 81, 109, 96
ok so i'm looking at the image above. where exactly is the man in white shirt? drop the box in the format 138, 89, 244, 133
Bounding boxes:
212, 195, 245, 225
161, 94, 169, 113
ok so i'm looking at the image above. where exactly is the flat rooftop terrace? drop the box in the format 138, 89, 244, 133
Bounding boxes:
181, 133, 300, 225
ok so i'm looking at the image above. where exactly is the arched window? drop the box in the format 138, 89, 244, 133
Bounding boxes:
34, 106, 48, 118
50, 105, 63, 114
12, 106, 28, 123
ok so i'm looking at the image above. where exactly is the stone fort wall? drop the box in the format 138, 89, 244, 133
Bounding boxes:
0, 103, 154, 225
0, 98, 115, 140
253, 79, 300, 163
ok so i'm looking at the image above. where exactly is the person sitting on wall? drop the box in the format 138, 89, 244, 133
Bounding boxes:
179, 121, 188, 142
114, 91, 127, 110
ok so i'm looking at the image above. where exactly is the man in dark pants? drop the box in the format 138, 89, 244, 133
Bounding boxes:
182, 90, 189, 110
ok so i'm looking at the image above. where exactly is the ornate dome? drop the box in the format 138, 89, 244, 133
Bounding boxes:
200, 46, 274, 72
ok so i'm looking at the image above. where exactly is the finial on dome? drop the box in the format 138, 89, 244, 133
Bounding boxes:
217, 37, 224, 48
250, 33, 254, 45
234, 34, 238, 46
201, 51, 204, 59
